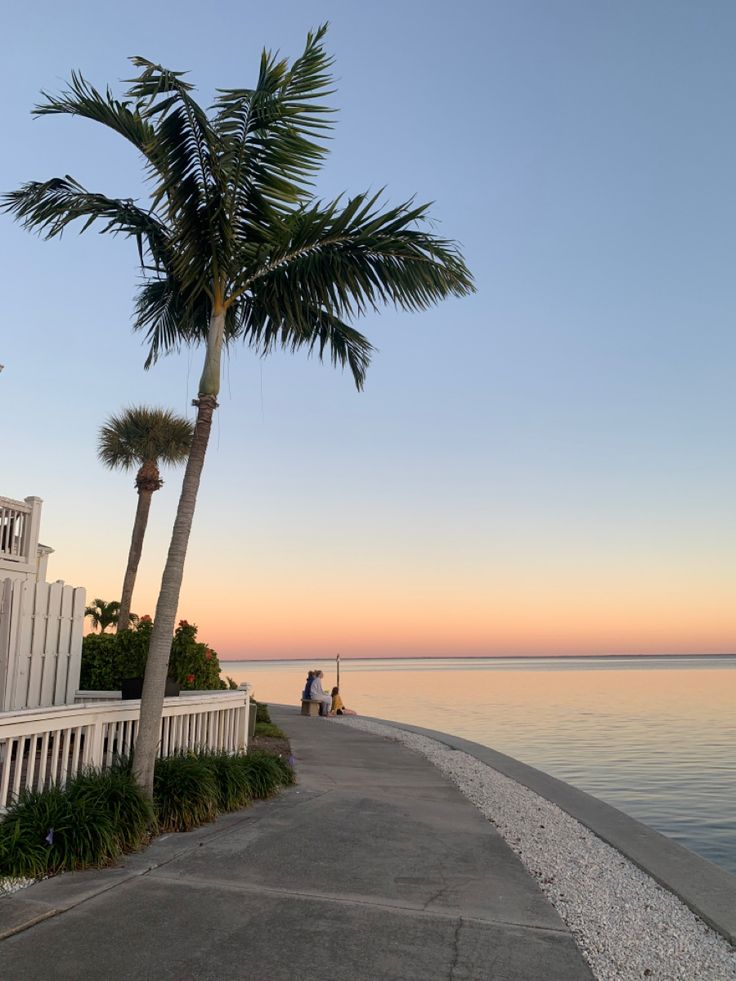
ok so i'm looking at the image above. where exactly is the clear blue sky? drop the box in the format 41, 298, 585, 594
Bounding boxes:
2, 1, 735, 658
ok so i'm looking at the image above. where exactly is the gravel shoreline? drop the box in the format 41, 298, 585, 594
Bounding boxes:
339, 717, 736, 981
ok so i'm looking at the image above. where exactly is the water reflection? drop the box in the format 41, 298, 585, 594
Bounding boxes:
228, 656, 736, 873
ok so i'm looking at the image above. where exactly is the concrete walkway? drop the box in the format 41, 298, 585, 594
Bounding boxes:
0, 707, 593, 980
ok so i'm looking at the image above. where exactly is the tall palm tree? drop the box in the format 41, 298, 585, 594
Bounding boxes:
98, 405, 194, 632
85, 598, 122, 634
3, 26, 474, 796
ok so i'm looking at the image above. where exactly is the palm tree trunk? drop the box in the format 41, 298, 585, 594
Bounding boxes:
132, 310, 225, 799
118, 488, 153, 632
131, 394, 217, 795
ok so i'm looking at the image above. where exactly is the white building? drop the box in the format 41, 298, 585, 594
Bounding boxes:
0, 495, 53, 583
0, 492, 86, 711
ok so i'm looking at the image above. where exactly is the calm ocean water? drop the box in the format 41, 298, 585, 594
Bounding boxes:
223, 655, 736, 875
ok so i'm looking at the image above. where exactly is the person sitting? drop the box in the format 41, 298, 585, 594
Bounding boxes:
301, 670, 315, 701
309, 670, 332, 717
330, 686, 357, 716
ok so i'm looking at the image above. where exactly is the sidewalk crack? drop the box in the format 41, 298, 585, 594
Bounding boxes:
448, 917, 462, 979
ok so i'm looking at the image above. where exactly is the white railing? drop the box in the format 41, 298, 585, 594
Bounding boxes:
0, 496, 32, 562
0, 496, 43, 574
73, 687, 249, 704
0, 689, 252, 811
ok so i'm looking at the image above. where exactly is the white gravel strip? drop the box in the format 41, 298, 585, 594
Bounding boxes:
0, 876, 34, 897
338, 717, 736, 981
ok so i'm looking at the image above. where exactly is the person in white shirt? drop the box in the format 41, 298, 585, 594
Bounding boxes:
310, 670, 332, 717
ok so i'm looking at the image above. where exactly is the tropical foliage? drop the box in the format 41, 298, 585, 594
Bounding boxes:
98, 406, 193, 631
80, 616, 226, 691
254, 721, 287, 740
3, 25, 474, 796
0, 750, 293, 878
84, 598, 130, 634
153, 754, 219, 831
0, 761, 153, 878
169, 619, 224, 689
254, 701, 271, 724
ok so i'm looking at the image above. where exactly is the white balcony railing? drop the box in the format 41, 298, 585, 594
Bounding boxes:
0, 496, 32, 562
0, 495, 48, 581
0, 689, 252, 811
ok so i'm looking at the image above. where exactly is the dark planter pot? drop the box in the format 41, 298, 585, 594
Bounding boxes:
121, 677, 180, 700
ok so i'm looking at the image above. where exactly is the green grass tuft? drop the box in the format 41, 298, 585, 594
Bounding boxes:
197, 751, 253, 812
0, 785, 70, 878
67, 760, 154, 851
270, 754, 297, 786
254, 701, 271, 724
0, 764, 151, 878
153, 755, 219, 831
254, 722, 286, 739
239, 750, 294, 798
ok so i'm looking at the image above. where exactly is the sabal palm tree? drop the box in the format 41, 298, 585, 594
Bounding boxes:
98, 405, 193, 632
3, 26, 474, 796
85, 598, 122, 634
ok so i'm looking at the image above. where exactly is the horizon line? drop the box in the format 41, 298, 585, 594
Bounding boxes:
220, 652, 736, 663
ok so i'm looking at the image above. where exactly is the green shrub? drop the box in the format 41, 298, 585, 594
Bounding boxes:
0, 747, 292, 882
80, 617, 228, 691
114, 622, 156, 681
60, 777, 129, 868
153, 755, 219, 831
271, 754, 297, 786
255, 702, 271, 724
0, 771, 130, 877
67, 761, 154, 851
78, 631, 118, 689
198, 752, 253, 812
170, 620, 225, 690
239, 750, 291, 799
0, 785, 70, 878
254, 722, 286, 739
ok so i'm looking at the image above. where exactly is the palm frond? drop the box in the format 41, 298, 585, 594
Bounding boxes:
125, 58, 227, 296
98, 406, 193, 470
233, 191, 474, 318
34, 72, 165, 177
132, 278, 202, 367
214, 24, 335, 215
1, 178, 170, 268
234, 297, 373, 389
132, 277, 240, 367
125, 58, 196, 101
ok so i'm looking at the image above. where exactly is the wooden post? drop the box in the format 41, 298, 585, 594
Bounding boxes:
336, 652, 340, 689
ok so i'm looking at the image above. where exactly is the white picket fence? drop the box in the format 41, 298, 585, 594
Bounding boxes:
0, 578, 86, 712
0, 690, 252, 812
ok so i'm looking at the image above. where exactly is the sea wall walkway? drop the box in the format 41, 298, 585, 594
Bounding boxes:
0, 705, 592, 980
364, 717, 736, 946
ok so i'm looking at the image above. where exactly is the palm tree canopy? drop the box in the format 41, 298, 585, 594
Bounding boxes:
85, 598, 122, 632
6, 27, 475, 798
98, 405, 194, 472
2, 25, 474, 390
